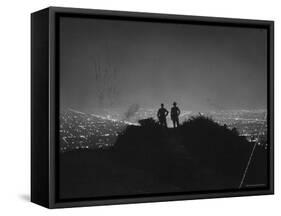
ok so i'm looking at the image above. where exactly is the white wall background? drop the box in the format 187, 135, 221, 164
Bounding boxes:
0, 0, 279, 214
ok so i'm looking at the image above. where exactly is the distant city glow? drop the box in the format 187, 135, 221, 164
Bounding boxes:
60, 108, 267, 152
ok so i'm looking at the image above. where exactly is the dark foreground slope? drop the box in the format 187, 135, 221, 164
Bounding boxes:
60, 116, 268, 199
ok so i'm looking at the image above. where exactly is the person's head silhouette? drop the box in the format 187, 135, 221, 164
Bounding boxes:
173, 102, 177, 107
161, 103, 164, 108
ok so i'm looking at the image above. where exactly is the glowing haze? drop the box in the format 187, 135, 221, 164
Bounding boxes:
59, 16, 267, 113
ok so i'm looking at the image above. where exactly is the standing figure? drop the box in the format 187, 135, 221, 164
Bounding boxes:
157, 104, 169, 127
171, 102, 181, 128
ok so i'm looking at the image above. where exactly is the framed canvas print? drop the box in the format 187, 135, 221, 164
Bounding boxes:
31, 7, 274, 208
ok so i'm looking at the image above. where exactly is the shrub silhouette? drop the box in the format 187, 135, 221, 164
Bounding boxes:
138, 117, 158, 128
114, 115, 253, 191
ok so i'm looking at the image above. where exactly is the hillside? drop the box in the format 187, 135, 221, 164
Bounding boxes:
59, 116, 267, 199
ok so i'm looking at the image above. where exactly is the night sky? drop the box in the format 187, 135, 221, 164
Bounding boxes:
60, 16, 267, 113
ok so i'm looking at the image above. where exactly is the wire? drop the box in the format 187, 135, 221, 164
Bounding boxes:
238, 112, 267, 189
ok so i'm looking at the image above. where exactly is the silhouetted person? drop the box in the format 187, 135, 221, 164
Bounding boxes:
171, 102, 180, 128
157, 104, 169, 127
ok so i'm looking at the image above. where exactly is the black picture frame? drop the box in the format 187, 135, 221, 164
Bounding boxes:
31, 6, 274, 208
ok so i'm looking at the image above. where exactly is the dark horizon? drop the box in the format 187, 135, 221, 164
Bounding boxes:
60, 17, 267, 113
